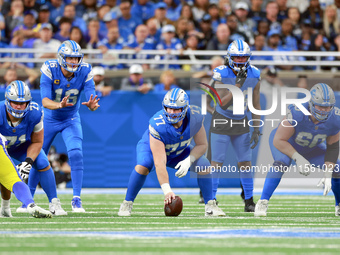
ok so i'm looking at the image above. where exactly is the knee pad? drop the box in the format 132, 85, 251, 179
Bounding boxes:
273, 161, 289, 172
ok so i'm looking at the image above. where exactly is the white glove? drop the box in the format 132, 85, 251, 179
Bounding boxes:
17, 158, 33, 181
317, 168, 333, 196
175, 155, 196, 178
292, 152, 311, 176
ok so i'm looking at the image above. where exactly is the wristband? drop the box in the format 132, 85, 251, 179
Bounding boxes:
25, 157, 34, 166
161, 183, 172, 195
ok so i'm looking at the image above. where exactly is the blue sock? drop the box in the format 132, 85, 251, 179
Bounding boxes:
261, 167, 284, 200
331, 178, 340, 206
125, 169, 147, 202
197, 176, 213, 204
12, 182, 34, 206
240, 169, 253, 200
212, 171, 219, 200
71, 170, 83, 197
28, 167, 40, 198
39, 168, 57, 202
68, 148, 83, 197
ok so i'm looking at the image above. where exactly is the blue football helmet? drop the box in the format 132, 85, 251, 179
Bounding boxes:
226, 40, 251, 72
5, 80, 32, 118
57, 40, 84, 73
309, 83, 335, 122
162, 88, 189, 124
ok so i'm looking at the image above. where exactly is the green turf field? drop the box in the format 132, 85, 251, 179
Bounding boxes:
1, 190, 340, 255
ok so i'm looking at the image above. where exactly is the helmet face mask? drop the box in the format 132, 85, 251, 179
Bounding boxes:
226, 40, 251, 72
309, 83, 335, 122
162, 88, 189, 124
57, 40, 84, 73
5, 80, 32, 118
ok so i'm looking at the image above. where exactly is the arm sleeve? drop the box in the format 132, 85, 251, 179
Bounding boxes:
40, 64, 53, 100
325, 141, 339, 164
84, 69, 96, 101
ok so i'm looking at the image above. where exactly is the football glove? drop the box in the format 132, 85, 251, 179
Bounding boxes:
291, 152, 311, 176
250, 127, 262, 149
175, 155, 196, 178
317, 168, 333, 196
235, 67, 247, 87
17, 157, 34, 181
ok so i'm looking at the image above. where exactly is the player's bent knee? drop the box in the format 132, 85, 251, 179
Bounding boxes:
38, 165, 51, 172
135, 165, 149, 175
273, 161, 289, 172
238, 161, 251, 170
68, 148, 83, 170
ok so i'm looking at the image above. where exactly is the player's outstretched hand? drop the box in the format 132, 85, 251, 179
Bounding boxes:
60, 95, 74, 108
292, 152, 311, 176
236, 67, 247, 87
164, 192, 176, 205
175, 156, 192, 178
317, 177, 332, 196
82, 94, 100, 111
250, 128, 262, 149
17, 158, 34, 182
317, 168, 333, 196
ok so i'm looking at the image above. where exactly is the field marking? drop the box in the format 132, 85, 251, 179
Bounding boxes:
1, 228, 340, 239
35, 188, 330, 196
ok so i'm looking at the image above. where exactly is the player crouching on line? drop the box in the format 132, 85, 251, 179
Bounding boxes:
255, 83, 340, 217
118, 88, 225, 217
0, 133, 52, 218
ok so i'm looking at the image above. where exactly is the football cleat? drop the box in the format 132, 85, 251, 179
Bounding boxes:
0, 207, 13, 217
118, 200, 133, 216
71, 197, 85, 213
335, 205, 340, 217
254, 199, 269, 217
49, 198, 67, 216
16, 204, 28, 213
205, 200, 226, 217
244, 197, 256, 212
27, 203, 52, 218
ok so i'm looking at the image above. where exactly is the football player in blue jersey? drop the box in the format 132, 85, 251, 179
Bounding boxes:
0, 81, 67, 216
255, 83, 340, 217
207, 40, 261, 212
0, 82, 54, 219
38, 40, 100, 213
118, 88, 225, 217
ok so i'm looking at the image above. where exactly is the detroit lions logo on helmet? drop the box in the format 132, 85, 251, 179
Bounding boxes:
5, 80, 32, 118
57, 40, 84, 73
309, 83, 335, 122
162, 88, 189, 124
226, 40, 252, 72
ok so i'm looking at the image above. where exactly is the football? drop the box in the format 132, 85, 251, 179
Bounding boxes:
164, 196, 183, 216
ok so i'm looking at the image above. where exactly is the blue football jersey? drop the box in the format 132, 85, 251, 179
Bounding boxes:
286, 103, 340, 154
143, 105, 204, 160
212, 64, 261, 120
40, 60, 96, 121
0, 101, 43, 154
